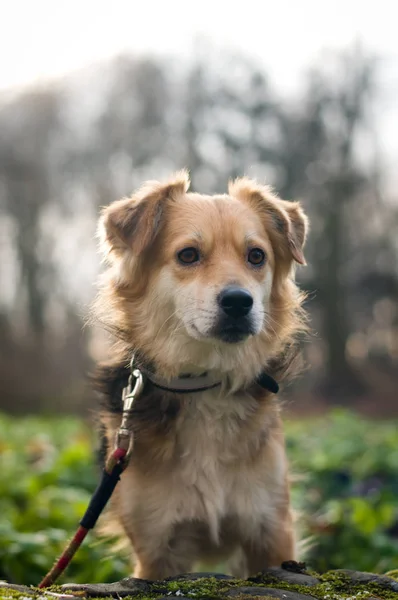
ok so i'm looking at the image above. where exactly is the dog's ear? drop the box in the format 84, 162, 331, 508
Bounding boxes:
99, 170, 190, 259
229, 177, 308, 266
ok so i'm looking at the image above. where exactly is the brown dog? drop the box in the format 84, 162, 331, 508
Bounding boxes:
94, 171, 308, 580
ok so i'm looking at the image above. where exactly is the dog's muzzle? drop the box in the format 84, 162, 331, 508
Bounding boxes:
213, 286, 256, 343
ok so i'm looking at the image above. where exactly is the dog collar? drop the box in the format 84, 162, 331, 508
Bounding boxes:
138, 364, 279, 395
139, 366, 221, 393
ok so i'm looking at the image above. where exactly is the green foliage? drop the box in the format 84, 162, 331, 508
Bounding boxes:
0, 409, 397, 585
287, 409, 398, 573
0, 415, 129, 585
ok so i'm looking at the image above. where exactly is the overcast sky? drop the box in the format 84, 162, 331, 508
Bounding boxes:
1, 0, 397, 179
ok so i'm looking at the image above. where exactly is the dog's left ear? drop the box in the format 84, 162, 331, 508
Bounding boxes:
99, 170, 190, 259
274, 197, 308, 265
229, 178, 308, 266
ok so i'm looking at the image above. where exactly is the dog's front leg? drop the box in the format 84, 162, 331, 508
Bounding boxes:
133, 546, 194, 581
113, 473, 196, 580
241, 511, 296, 576
118, 508, 196, 580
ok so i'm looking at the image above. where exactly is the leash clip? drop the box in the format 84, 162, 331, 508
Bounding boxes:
114, 364, 144, 461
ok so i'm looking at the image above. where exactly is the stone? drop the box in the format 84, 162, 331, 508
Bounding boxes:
0, 583, 33, 594
249, 567, 320, 587
2, 568, 398, 600
335, 569, 398, 592
61, 576, 151, 597
227, 586, 315, 599
0, 582, 76, 599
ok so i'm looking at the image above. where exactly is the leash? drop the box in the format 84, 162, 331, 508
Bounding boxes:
38, 368, 144, 588
38, 360, 278, 588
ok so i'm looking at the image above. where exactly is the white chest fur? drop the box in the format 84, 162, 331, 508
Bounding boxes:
170, 389, 284, 542
177, 389, 259, 469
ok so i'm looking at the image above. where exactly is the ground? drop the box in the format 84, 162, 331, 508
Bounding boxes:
2, 563, 398, 600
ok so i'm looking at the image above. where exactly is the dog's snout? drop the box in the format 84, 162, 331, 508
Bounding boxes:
218, 287, 253, 319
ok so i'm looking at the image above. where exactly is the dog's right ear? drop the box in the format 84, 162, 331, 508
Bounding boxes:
98, 170, 190, 260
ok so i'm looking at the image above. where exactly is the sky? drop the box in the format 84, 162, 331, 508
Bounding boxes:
0, 0, 397, 174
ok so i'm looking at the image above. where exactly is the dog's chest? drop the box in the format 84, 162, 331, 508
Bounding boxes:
175, 390, 261, 479
165, 390, 280, 541
122, 389, 283, 545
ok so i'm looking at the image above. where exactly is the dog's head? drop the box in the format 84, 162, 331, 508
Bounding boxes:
98, 171, 308, 379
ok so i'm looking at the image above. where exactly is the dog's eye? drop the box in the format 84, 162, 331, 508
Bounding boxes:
247, 248, 266, 266
177, 247, 200, 265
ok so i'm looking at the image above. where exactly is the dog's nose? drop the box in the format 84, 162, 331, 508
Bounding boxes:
218, 287, 253, 319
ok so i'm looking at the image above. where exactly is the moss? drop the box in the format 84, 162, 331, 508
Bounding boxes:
0, 590, 22, 600
244, 570, 398, 600
149, 576, 238, 599
148, 571, 397, 600
144, 571, 397, 600
0, 587, 39, 600
236, 570, 396, 600
1, 571, 397, 600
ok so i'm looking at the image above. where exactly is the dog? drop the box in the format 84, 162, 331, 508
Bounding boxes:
94, 170, 308, 580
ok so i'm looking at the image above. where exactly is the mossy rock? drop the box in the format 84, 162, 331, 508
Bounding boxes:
1, 564, 398, 600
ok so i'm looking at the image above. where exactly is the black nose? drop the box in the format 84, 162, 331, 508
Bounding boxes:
218, 287, 253, 319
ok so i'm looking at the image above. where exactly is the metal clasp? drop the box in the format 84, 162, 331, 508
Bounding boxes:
113, 360, 145, 461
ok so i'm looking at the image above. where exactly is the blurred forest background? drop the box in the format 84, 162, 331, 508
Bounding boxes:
0, 43, 396, 415
0, 10, 398, 583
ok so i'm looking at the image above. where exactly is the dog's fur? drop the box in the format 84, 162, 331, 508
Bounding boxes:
93, 171, 308, 580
